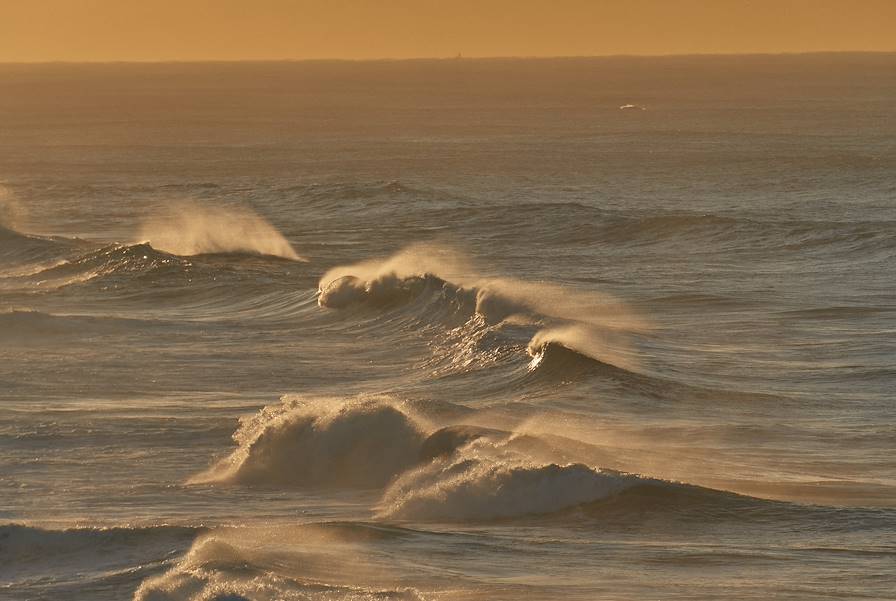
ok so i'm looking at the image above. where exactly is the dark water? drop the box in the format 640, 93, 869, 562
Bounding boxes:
1, 55, 895, 600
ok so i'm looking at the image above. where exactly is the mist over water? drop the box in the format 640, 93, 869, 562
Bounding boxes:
0, 185, 27, 230
1, 55, 895, 600
138, 201, 304, 260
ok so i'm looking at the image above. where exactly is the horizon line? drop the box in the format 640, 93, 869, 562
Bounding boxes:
2, 49, 895, 66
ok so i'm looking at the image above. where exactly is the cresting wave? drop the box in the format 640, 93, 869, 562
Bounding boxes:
318, 244, 649, 373
190, 395, 751, 523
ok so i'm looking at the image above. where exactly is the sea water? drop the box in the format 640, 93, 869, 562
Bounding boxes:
1, 54, 894, 600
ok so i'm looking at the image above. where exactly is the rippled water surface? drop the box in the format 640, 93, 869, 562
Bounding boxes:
1, 55, 895, 600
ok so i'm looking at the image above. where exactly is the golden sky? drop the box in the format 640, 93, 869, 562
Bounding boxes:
2, 0, 895, 62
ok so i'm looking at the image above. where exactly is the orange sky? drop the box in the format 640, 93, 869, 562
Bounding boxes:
2, 0, 895, 62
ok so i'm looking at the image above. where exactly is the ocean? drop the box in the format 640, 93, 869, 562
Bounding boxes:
1, 54, 894, 600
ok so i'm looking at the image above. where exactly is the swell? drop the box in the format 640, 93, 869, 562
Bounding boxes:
0, 309, 157, 340
0, 523, 200, 585
388, 201, 896, 256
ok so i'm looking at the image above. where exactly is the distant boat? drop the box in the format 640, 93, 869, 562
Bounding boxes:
619, 104, 646, 111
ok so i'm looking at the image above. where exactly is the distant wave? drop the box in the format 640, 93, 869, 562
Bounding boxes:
397, 202, 896, 256
137, 200, 305, 261
596, 212, 896, 256
0, 309, 149, 340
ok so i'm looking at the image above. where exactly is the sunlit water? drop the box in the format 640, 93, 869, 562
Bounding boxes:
1, 55, 895, 600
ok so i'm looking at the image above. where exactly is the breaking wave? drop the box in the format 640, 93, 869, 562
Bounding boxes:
191, 396, 428, 488
192, 396, 760, 523
378, 456, 644, 522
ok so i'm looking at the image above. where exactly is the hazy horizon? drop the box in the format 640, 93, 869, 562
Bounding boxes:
3, 0, 895, 62
4, 49, 896, 66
